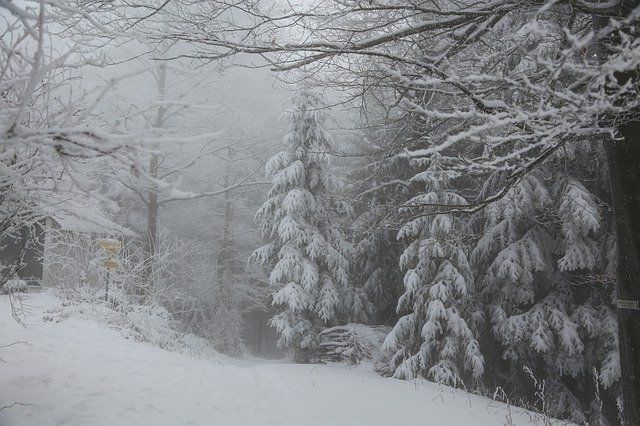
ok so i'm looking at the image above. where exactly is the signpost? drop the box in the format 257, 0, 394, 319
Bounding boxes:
98, 238, 122, 302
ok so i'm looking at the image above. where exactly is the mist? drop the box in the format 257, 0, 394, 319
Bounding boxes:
1, 1, 639, 425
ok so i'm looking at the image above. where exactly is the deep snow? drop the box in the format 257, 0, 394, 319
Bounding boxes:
1, 291, 553, 425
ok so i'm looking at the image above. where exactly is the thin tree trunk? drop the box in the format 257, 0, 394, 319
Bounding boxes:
216, 167, 233, 291
213, 162, 238, 354
143, 151, 158, 290
142, 62, 167, 294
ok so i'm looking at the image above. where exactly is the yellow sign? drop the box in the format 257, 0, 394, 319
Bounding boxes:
98, 239, 122, 255
103, 259, 120, 270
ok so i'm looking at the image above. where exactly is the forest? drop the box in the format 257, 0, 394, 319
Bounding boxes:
1, 0, 639, 425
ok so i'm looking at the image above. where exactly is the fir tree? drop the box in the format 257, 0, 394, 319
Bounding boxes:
382, 154, 484, 385
252, 89, 352, 354
472, 143, 619, 423
349, 125, 412, 325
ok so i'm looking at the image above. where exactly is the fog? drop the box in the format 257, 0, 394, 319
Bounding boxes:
1, 1, 638, 425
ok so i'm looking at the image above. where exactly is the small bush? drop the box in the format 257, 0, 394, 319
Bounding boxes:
1, 277, 28, 294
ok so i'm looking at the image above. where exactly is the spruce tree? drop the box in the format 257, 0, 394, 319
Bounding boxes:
252, 89, 352, 355
382, 154, 484, 385
472, 143, 619, 423
349, 124, 413, 325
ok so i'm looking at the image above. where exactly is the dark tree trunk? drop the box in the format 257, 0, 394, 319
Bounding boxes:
604, 118, 640, 425
594, 3, 640, 422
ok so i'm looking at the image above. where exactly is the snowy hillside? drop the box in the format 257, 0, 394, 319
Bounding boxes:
0, 292, 552, 426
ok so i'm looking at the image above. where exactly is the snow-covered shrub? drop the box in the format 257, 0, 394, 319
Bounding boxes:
43, 229, 193, 350
45, 227, 264, 355
121, 304, 181, 349
0, 277, 28, 294
145, 234, 266, 357
45, 287, 184, 351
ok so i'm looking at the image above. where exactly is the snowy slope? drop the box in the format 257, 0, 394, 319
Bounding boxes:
1, 292, 551, 426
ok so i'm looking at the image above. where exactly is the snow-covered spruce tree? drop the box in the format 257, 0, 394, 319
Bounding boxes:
381, 154, 484, 386
252, 89, 352, 357
350, 225, 401, 324
472, 142, 619, 423
348, 125, 413, 325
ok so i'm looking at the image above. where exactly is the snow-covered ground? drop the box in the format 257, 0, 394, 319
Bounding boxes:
1, 291, 549, 426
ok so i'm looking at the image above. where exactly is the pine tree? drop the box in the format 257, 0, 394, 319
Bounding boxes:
382, 154, 484, 385
252, 89, 352, 355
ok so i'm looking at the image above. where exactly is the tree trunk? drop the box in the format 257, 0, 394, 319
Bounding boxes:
142, 62, 167, 294
217, 168, 232, 278
604, 117, 640, 425
213, 163, 242, 355
595, 4, 640, 422
143, 151, 159, 291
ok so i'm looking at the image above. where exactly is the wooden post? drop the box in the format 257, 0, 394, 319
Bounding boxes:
104, 270, 110, 302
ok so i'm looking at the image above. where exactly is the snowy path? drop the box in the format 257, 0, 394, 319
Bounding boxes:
1, 292, 544, 426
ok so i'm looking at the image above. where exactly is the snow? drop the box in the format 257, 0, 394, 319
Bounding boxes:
45, 203, 138, 237
1, 291, 547, 426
